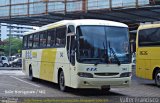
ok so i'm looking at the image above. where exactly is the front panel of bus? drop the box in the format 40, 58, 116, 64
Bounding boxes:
69, 25, 131, 88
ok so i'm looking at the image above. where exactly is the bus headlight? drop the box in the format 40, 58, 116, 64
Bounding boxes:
77, 72, 93, 78
120, 72, 132, 77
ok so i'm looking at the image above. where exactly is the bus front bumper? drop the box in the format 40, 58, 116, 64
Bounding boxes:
76, 77, 131, 89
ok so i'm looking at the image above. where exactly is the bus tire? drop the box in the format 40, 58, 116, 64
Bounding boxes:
59, 71, 66, 92
29, 66, 34, 81
155, 69, 160, 87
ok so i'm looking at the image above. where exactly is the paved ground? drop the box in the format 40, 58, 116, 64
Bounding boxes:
0, 67, 159, 98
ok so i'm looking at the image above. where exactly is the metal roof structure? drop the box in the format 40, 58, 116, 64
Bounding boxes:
0, 0, 160, 30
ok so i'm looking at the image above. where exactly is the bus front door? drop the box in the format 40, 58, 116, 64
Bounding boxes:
67, 35, 76, 87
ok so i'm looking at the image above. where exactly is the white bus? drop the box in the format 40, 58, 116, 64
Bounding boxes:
22, 19, 131, 91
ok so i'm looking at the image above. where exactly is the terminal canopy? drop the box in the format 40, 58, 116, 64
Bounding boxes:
0, 0, 160, 30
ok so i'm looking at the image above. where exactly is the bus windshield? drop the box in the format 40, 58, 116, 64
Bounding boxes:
77, 26, 130, 64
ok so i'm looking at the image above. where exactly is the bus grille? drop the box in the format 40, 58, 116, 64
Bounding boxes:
94, 73, 119, 76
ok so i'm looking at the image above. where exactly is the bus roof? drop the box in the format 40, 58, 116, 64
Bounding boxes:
24, 19, 128, 35
138, 23, 160, 30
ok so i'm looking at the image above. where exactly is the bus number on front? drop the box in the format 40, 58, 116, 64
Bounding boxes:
86, 68, 97, 71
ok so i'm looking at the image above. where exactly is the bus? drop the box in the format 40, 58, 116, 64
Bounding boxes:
22, 19, 131, 91
136, 24, 160, 87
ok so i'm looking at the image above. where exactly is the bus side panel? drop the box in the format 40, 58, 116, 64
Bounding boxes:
40, 48, 57, 82
150, 60, 160, 79
22, 50, 42, 79
32, 60, 40, 78
150, 48, 160, 79
31, 50, 42, 78
145, 59, 151, 80
136, 59, 146, 78
136, 48, 150, 79
22, 50, 32, 77
54, 48, 71, 87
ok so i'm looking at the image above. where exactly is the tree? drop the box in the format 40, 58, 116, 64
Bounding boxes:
0, 37, 22, 56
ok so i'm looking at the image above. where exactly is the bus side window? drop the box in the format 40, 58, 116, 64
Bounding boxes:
47, 29, 56, 47
56, 26, 66, 47
33, 33, 39, 48
23, 36, 28, 49
47, 34, 51, 47
28, 34, 33, 49
40, 31, 47, 48
139, 28, 160, 46
68, 25, 75, 33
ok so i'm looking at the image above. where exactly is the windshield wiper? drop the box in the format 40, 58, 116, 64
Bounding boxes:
108, 42, 121, 66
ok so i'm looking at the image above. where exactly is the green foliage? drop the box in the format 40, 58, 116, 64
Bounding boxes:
0, 37, 22, 56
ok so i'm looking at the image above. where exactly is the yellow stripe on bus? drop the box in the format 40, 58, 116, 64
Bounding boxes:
40, 48, 57, 81
48, 23, 63, 30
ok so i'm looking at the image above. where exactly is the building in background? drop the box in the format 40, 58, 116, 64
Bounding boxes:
0, 23, 38, 41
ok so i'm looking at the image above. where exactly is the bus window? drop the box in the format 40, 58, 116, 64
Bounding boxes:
56, 26, 66, 47
33, 33, 39, 48
67, 35, 76, 65
47, 29, 56, 47
77, 26, 129, 64
28, 34, 33, 48
68, 25, 75, 33
40, 31, 47, 47
23, 36, 28, 49
139, 27, 160, 46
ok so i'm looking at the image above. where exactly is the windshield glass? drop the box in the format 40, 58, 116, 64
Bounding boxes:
77, 25, 130, 64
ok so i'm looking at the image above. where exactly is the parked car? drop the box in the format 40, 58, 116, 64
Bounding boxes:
8, 56, 17, 61
10, 58, 22, 67
0, 56, 10, 67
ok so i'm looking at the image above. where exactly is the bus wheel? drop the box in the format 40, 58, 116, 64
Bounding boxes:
155, 69, 160, 87
59, 71, 66, 92
29, 66, 34, 81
